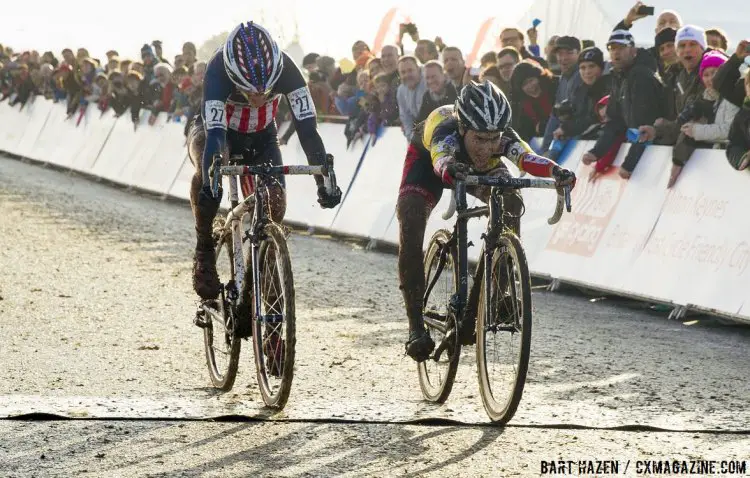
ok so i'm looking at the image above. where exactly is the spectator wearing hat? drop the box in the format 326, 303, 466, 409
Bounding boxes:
119, 59, 133, 76
582, 30, 663, 179
725, 73, 750, 171
655, 27, 679, 120
713, 40, 750, 109
554, 47, 612, 142
140, 44, 157, 82
510, 59, 558, 141
665, 50, 738, 187
540, 35, 583, 157
640, 25, 710, 159
615, 1, 682, 75
416, 60, 458, 124
106, 50, 119, 60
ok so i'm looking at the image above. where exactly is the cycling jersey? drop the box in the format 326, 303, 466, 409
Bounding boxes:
413, 105, 557, 178
199, 48, 326, 180
400, 105, 556, 208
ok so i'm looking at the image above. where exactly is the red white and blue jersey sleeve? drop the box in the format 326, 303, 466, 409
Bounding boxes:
199, 49, 326, 175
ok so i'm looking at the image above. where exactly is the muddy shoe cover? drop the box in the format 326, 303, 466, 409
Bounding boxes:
193, 247, 221, 300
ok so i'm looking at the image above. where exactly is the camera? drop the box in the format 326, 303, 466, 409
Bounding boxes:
637, 5, 655, 15
677, 98, 713, 126
553, 99, 574, 121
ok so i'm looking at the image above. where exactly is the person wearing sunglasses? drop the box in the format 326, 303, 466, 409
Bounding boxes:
187, 21, 342, 301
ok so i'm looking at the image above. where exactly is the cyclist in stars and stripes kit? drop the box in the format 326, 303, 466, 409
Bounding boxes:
187, 21, 342, 301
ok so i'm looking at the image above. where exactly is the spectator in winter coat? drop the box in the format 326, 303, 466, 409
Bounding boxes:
148, 63, 174, 124
106, 71, 131, 116
583, 30, 664, 179
510, 59, 558, 141
713, 40, 750, 109
554, 47, 612, 142
640, 26, 713, 185
655, 28, 680, 120
38, 63, 56, 99
725, 73, 750, 171
9, 64, 37, 107
680, 51, 738, 148
582, 95, 626, 182
416, 60, 458, 124
396, 56, 427, 141
125, 71, 146, 126
541, 36, 584, 156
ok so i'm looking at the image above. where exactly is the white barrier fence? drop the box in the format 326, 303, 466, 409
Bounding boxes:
1, 99, 748, 323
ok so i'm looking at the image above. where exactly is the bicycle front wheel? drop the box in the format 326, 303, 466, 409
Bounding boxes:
251, 223, 296, 409
203, 228, 241, 391
476, 232, 532, 424
418, 229, 460, 403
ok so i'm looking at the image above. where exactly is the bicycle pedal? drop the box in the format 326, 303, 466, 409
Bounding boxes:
193, 311, 210, 329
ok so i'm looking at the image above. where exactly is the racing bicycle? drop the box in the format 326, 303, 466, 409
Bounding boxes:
418, 173, 571, 424
194, 152, 338, 409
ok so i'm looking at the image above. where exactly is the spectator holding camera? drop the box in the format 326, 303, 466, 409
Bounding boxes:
416, 60, 457, 124
553, 47, 612, 143
679, 51, 738, 147
615, 2, 682, 75
540, 36, 584, 157
582, 30, 663, 179
726, 73, 750, 171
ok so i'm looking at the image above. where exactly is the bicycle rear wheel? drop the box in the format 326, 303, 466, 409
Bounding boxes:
251, 223, 296, 409
418, 229, 461, 403
476, 232, 532, 424
203, 227, 241, 391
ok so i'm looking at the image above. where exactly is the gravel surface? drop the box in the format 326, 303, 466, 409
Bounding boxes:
1, 156, 748, 476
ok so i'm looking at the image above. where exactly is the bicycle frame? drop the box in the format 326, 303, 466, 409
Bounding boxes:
200, 154, 336, 329
432, 176, 570, 338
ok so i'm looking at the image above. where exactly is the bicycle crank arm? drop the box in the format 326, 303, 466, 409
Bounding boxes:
432, 327, 456, 362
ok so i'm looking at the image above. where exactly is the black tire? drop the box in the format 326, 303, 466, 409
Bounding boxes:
476, 232, 532, 424
251, 223, 296, 409
418, 229, 461, 403
203, 233, 241, 391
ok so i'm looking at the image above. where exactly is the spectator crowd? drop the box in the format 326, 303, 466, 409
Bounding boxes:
0, 40, 206, 130
2, 1, 749, 181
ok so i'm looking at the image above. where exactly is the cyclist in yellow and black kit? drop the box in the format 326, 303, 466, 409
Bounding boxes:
397, 80, 577, 362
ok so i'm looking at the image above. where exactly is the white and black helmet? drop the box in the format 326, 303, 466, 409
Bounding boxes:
223, 21, 283, 94
455, 80, 512, 132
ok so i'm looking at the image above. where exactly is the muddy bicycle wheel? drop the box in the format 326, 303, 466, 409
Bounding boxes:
476, 232, 532, 424
251, 222, 296, 409
418, 229, 461, 403
203, 230, 241, 391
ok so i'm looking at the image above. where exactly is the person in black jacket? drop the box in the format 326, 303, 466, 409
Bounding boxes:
554, 47, 612, 141
713, 40, 749, 109
726, 73, 750, 171
415, 60, 458, 124
581, 31, 663, 178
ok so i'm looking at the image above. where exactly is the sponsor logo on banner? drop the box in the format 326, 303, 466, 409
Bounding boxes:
545, 172, 626, 257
